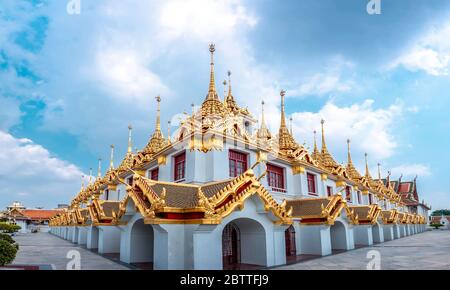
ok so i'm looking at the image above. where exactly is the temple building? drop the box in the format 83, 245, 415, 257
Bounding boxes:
2, 202, 60, 233
49, 44, 430, 270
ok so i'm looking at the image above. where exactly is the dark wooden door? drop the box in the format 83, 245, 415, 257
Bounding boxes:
223, 223, 240, 266
285, 225, 296, 256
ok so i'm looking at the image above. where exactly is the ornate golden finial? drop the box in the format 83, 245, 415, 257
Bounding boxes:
208, 43, 216, 96
364, 152, 370, 178
81, 175, 85, 190
347, 139, 352, 164
97, 158, 102, 178
127, 124, 133, 153
109, 144, 115, 169
227, 70, 232, 97
257, 100, 271, 139
377, 163, 381, 180
191, 103, 195, 115
311, 130, 320, 161
289, 116, 293, 135
280, 89, 287, 128
222, 80, 227, 101
167, 121, 171, 144
155, 95, 161, 131
88, 168, 92, 185
320, 119, 327, 151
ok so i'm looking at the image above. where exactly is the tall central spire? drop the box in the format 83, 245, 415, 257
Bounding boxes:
365, 152, 371, 178
208, 43, 217, 97
347, 139, 352, 165
201, 43, 226, 116
346, 139, 362, 181
257, 100, 271, 140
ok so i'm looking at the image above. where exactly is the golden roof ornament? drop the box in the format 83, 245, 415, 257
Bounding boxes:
143, 96, 166, 155
127, 124, 133, 153
201, 43, 226, 116
278, 89, 298, 153
311, 130, 321, 163
88, 167, 92, 185
167, 121, 171, 144
225, 70, 239, 112
257, 100, 271, 140
346, 139, 362, 180
109, 144, 115, 169
97, 158, 102, 178
319, 119, 340, 170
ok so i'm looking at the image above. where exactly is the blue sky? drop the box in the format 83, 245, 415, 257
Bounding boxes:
1, 0, 449, 209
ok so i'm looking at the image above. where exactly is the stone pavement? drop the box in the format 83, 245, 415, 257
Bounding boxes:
11, 232, 129, 270
275, 230, 450, 270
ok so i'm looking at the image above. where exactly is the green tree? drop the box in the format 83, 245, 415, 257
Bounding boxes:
0, 240, 17, 266
431, 209, 450, 216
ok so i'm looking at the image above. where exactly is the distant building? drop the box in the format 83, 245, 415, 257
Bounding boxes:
430, 215, 450, 229
3, 202, 60, 233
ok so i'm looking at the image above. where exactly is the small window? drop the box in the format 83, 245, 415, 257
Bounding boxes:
307, 173, 317, 195
369, 193, 373, 205
345, 186, 352, 202
326, 186, 333, 197
267, 163, 285, 191
105, 189, 109, 200
150, 168, 159, 181
229, 150, 248, 177
174, 152, 186, 182
357, 191, 361, 204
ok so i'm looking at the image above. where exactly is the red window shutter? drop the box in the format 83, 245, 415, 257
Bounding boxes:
345, 186, 351, 201
307, 173, 316, 194
327, 186, 333, 197
174, 152, 186, 181
267, 164, 285, 190
150, 168, 159, 181
369, 194, 373, 204
228, 150, 248, 177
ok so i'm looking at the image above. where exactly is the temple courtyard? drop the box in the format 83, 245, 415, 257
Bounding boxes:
9, 230, 450, 270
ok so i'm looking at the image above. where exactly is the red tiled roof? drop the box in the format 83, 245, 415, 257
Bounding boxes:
20, 209, 61, 220
398, 183, 411, 193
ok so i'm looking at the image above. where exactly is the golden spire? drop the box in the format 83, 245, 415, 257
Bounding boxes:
127, 124, 133, 153
347, 139, 352, 165
364, 152, 371, 178
81, 175, 85, 191
346, 139, 362, 181
257, 100, 271, 139
311, 130, 321, 162
167, 121, 171, 144
318, 119, 340, 170
97, 158, 102, 178
155, 95, 161, 131
289, 116, 293, 135
88, 168, 92, 185
227, 70, 232, 97
207, 43, 217, 97
320, 119, 327, 152
201, 44, 226, 116
222, 80, 227, 103
377, 163, 381, 180
280, 89, 287, 128
109, 144, 115, 169
225, 70, 238, 112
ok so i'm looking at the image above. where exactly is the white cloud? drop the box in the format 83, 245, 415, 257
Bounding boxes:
290, 99, 403, 162
0, 130, 84, 207
390, 163, 431, 178
391, 20, 450, 76
289, 57, 355, 97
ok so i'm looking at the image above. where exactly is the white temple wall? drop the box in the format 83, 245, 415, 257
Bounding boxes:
383, 224, 394, 241
353, 225, 373, 246
298, 224, 332, 256
86, 226, 99, 249
71, 227, 79, 243
77, 227, 88, 245
372, 223, 384, 243
98, 226, 121, 254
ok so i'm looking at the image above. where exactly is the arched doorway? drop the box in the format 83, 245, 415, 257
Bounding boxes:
285, 225, 296, 257
129, 219, 154, 269
222, 218, 266, 270
330, 221, 347, 253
